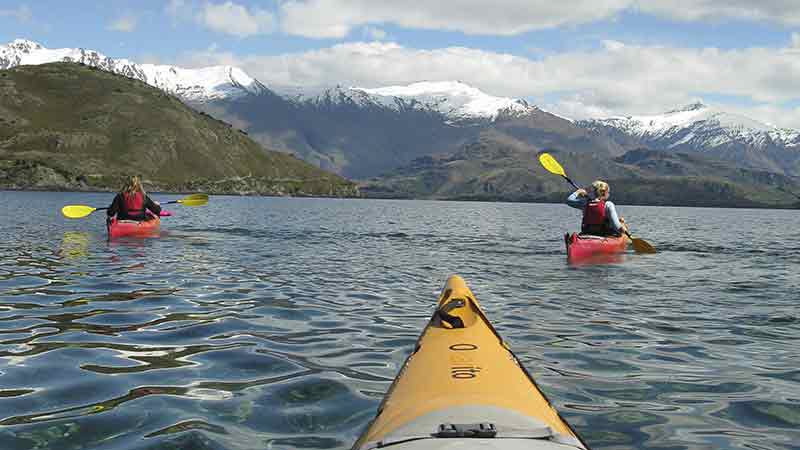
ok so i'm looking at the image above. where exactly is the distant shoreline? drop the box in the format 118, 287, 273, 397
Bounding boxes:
4, 188, 797, 210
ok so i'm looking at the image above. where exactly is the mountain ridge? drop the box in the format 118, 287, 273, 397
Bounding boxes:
0, 62, 357, 197
578, 102, 800, 176
0, 39, 267, 102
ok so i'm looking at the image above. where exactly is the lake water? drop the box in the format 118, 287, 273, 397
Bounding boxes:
0, 191, 798, 450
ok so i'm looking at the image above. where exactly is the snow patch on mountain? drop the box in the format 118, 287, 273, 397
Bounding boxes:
354, 81, 537, 120
0, 39, 265, 102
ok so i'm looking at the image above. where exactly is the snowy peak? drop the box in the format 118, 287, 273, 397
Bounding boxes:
667, 101, 707, 113
137, 64, 267, 101
354, 81, 537, 120
287, 85, 387, 110
279, 80, 541, 121
0, 39, 265, 102
7, 38, 43, 52
579, 102, 800, 175
592, 102, 799, 147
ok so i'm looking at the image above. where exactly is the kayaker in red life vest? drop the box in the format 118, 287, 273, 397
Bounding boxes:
106, 176, 161, 222
566, 180, 629, 236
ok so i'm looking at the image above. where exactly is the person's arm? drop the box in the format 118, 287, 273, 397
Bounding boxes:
566, 190, 588, 210
107, 194, 121, 217
144, 195, 161, 216
605, 201, 626, 233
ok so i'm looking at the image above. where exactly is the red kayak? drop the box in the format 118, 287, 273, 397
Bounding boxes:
107, 216, 161, 239
565, 232, 627, 263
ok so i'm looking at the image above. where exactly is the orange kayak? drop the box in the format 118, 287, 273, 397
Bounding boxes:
352, 275, 589, 450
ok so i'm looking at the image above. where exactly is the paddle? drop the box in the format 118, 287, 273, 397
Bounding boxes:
61, 193, 208, 219
538, 153, 656, 254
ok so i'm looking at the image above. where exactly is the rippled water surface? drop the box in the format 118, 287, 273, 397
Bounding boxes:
1, 191, 798, 450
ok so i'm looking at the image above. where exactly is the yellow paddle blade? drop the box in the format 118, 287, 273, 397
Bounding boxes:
631, 237, 657, 254
177, 194, 208, 206
538, 152, 566, 177
61, 205, 97, 219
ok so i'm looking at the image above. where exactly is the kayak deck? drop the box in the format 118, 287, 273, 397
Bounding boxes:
353, 275, 588, 450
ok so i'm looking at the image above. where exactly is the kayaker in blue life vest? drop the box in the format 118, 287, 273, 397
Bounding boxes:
107, 176, 161, 222
566, 180, 628, 236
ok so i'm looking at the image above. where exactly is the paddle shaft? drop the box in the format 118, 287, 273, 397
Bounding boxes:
561, 175, 580, 191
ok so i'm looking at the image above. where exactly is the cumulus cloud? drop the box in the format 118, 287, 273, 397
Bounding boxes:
277, 0, 800, 38
0, 4, 32, 22
179, 40, 800, 127
279, 0, 630, 38
109, 14, 138, 32
198, 1, 275, 37
638, 0, 800, 25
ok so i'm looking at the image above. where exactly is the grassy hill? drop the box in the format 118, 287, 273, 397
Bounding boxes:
0, 62, 358, 197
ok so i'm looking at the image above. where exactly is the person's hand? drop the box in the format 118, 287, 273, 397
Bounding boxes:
154, 201, 160, 206
576, 188, 588, 197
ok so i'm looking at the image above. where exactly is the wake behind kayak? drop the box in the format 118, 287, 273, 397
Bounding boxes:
352, 275, 589, 450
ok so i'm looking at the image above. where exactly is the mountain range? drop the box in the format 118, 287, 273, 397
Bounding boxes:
579, 103, 800, 175
2, 38, 799, 207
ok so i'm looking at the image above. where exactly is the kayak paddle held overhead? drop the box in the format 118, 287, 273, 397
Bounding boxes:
538, 152, 580, 190
61, 193, 209, 219
537, 152, 656, 254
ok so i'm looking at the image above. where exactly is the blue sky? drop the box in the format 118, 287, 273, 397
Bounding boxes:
2, 1, 800, 127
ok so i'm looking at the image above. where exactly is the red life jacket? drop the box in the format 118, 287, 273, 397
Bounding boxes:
581, 199, 610, 235
122, 192, 145, 220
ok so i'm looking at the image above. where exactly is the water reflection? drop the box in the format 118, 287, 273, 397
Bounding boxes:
57, 232, 90, 260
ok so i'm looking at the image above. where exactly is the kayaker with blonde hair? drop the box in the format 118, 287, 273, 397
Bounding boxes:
106, 175, 161, 222
566, 180, 628, 236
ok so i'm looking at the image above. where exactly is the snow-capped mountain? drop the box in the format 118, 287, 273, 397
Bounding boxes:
0, 39, 266, 102
2, 39, 545, 122
582, 102, 799, 149
279, 81, 541, 122
355, 81, 538, 121
578, 102, 800, 175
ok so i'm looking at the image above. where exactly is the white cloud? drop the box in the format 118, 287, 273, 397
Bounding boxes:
0, 4, 32, 22
279, 0, 630, 38
198, 1, 275, 38
638, 0, 800, 25
180, 40, 800, 128
109, 14, 138, 32
277, 1, 800, 38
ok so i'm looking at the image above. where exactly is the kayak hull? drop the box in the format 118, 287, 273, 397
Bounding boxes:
352, 275, 588, 450
107, 216, 161, 239
565, 232, 627, 264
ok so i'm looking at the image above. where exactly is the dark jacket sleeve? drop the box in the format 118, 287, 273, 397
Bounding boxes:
107, 194, 122, 217
144, 196, 162, 216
